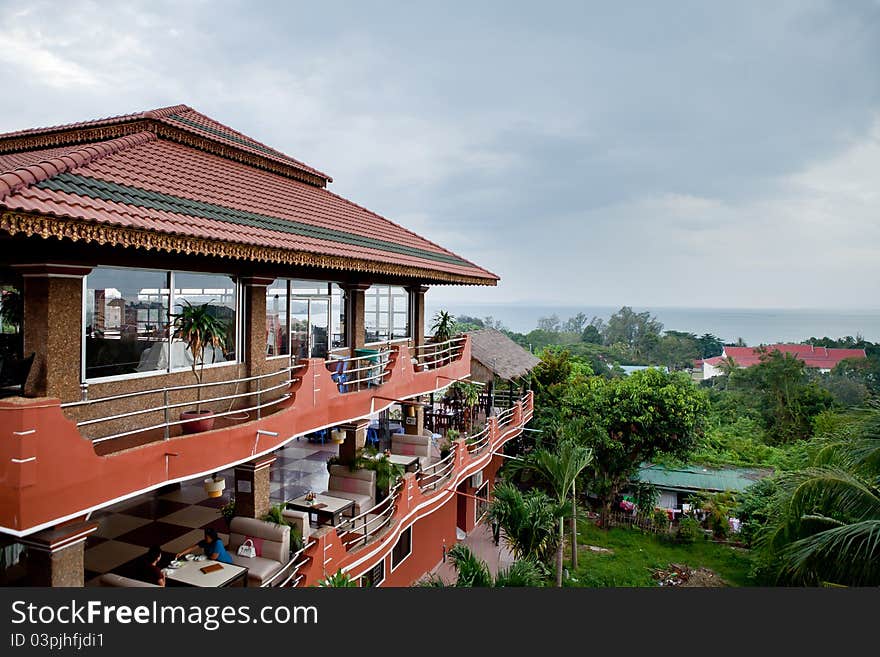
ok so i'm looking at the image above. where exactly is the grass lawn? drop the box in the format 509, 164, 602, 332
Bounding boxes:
566, 520, 754, 587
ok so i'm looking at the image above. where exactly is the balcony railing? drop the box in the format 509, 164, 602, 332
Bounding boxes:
465, 426, 491, 455
324, 349, 392, 394
289, 391, 533, 586
416, 445, 459, 494
60, 363, 303, 444
335, 481, 403, 549
265, 538, 317, 588
412, 337, 466, 371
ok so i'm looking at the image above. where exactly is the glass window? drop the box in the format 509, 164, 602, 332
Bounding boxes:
172, 272, 237, 369
391, 526, 412, 569
84, 267, 240, 381
266, 279, 289, 357
365, 285, 410, 343
85, 267, 169, 379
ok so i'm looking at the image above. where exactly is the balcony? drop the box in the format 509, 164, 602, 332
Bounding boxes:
0, 337, 471, 536
291, 391, 534, 587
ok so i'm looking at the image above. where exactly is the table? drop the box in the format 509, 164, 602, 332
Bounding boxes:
386, 453, 420, 473
164, 559, 248, 587
287, 493, 354, 526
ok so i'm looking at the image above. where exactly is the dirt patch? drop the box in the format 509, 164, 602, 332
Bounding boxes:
652, 563, 728, 587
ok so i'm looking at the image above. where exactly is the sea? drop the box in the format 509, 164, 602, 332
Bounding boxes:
425, 303, 880, 346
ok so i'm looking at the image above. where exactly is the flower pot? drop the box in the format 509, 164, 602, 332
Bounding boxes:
181, 410, 215, 434
204, 477, 225, 498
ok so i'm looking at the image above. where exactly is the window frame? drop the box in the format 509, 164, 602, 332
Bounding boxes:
82, 266, 242, 384
359, 560, 385, 588
390, 526, 413, 572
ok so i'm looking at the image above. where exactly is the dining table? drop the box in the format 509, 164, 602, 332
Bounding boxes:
164, 557, 248, 587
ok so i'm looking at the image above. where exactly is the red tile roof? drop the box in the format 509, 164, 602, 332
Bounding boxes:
0, 106, 498, 285
720, 344, 866, 369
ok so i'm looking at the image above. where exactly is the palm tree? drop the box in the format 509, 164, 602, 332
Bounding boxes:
431, 310, 456, 342
716, 355, 738, 377
170, 300, 228, 411
487, 482, 560, 564
760, 403, 880, 585
508, 440, 593, 587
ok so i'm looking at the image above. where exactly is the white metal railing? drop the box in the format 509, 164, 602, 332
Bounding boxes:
60, 363, 304, 444
495, 406, 516, 426
465, 426, 491, 455
266, 538, 318, 588
335, 481, 403, 549
412, 336, 466, 371
417, 445, 458, 493
324, 349, 392, 394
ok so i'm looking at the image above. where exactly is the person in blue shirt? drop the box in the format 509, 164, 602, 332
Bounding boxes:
177, 528, 233, 564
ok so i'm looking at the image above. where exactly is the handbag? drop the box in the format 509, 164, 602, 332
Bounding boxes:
237, 538, 256, 558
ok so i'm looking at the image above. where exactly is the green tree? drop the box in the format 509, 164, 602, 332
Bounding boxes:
758, 403, 880, 585
564, 369, 708, 525
508, 439, 593, 587
563, 312, 589, 334
582, 324, 602, 345
603, 306, 663, 359
697, 333, 724, 359
747, 350, 833, 443
486, 482, 560, 564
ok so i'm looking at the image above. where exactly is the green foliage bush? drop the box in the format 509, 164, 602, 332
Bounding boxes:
675, 517, 702, 544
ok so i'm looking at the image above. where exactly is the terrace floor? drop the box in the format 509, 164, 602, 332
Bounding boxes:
84, 436, 337, 586
427, 522, 515, 584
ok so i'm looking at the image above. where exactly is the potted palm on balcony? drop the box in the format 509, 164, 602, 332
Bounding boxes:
171, 300, 228, 434
430, 310, 457, 367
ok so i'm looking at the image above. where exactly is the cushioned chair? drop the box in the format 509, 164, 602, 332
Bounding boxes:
281, 508, 311, 543
324, 465, 376, 515
391, 432, 433, 470
330, 358, 349, 393
227, 516, 290, 587
99, 573, 159, 587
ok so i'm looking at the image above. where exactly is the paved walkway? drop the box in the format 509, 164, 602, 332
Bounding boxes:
428, 523, 515, 584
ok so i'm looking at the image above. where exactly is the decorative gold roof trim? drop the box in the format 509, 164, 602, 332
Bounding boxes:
0, 211, 497, 287
0, 120, 327, 188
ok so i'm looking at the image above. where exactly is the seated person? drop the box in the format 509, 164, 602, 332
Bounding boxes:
139, 545, 166, 587
177, 528, 233, 564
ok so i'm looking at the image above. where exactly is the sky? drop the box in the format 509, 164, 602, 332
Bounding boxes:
1, 1, 879, 309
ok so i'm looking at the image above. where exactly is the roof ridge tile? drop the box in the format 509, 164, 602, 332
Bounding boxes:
0, 132, 156, 200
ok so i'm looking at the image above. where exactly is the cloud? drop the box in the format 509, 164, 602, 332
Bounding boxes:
0, 1, 879, 311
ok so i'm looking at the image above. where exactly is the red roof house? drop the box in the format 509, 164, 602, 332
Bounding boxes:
702, 344, 867, 378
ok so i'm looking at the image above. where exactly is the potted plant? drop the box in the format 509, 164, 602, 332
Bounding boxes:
171, 300, 228, 433
430, 310, 457, 366
262, 502, 304, 552
440, 428, 460, 459
219, 497, 236, 528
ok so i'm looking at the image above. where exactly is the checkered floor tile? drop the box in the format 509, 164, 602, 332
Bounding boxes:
83, 440, 335, 586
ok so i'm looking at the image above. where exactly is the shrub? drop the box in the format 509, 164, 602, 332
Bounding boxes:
652, 509, 670, 532
675, 517, 702, 544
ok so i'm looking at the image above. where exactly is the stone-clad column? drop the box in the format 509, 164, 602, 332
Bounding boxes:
234, 455, 276, 519
14, 264, 92, 401
341, 282, 370, 354
403, 399, 425, 436
240, 277, 274, 379
20, 521, 98, 587
407, 284, 429, 348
